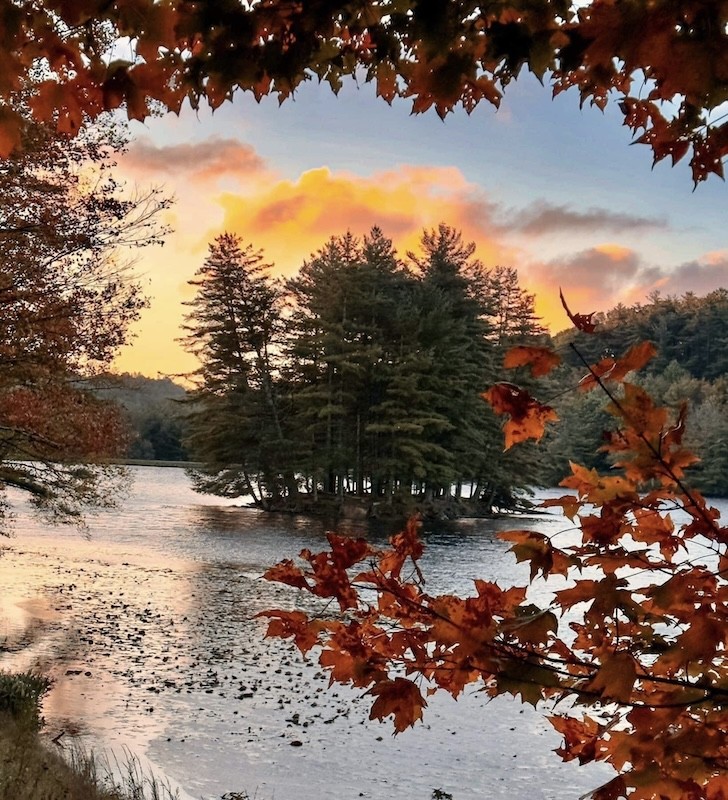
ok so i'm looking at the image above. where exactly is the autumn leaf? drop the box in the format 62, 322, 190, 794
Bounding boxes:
315, 619, 390, 687
368, 677, 427, 733
503, 345, 561, 377
499, 530, 577, 580
539, 493, 582, 519
262, 558, 311, 589
560, 288, 597, 333
587, 651, 637, 703
257, 609, 324, 654
377, 516, 424, 579
483, 383, 558, 449
327, 533, 373, 569
579, 341, 658, 392
501, 604, 558, 646
549, 714, 602, 764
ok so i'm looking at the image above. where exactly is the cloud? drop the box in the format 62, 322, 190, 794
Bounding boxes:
542, 244, 641, 290
646, 252, 728, 298
526, 244, 643, 320
526, 246, 728, 332
498, 201, 667, 236
525, 244, 657, 329
122, 137, 270, 183
213, 165, 519, 275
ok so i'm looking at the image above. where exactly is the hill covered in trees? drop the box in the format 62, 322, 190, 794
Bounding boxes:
90, 374, 189, 462
542, 290, 728, 495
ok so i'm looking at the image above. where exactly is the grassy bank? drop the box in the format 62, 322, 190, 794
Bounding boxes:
0, 672, 178, 800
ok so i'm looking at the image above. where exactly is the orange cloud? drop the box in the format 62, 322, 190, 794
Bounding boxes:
213, 165, 517, 277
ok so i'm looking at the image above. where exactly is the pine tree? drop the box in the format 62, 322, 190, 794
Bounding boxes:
407, 225, 497, 499
182, 233, 296, 505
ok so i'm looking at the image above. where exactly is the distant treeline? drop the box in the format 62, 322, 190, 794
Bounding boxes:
91, 374, 189, 462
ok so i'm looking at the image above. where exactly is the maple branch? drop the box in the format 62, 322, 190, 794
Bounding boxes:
569, 342, 721, 539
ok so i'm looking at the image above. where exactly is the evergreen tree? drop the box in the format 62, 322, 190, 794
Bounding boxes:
285, 232, 365, 497
484, 265, 546, 345
182, 233, 295, 506
407, 225, 495, 499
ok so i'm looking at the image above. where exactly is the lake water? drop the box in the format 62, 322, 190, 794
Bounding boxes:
0, 466, 623, 799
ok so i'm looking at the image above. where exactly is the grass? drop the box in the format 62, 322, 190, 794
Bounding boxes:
0, 671, 178, 800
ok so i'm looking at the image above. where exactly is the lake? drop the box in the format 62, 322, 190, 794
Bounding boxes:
0, 466, 620, 799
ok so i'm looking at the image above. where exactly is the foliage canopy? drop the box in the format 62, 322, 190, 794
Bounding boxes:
3, 0, 728, 181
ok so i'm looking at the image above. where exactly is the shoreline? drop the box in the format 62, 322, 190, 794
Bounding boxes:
0, 590, 190, 800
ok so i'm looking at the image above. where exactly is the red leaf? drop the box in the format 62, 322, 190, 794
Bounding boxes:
560, 288, 597, 333
484, 383, 558, 449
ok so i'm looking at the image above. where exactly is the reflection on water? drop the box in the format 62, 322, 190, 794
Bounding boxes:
0, 466, 620, 800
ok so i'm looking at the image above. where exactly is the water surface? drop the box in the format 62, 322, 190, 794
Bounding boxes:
0, 467, 621, 799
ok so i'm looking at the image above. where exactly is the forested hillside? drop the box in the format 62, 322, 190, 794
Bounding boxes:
543, 291, 728, 495
91, 374, 189, 462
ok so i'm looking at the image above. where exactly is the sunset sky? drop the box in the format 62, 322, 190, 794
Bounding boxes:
113, 73, 728, 378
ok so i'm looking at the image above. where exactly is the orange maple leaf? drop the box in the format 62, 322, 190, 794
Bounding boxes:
484, 383, 558, 449
368, 677, 427, 733
503, 345, 561, 377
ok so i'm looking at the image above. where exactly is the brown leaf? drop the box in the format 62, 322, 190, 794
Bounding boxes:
587, 651, 637, 703
368, 677, 427, 732
503, 345, 561, 377
560, 288, 597, 333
